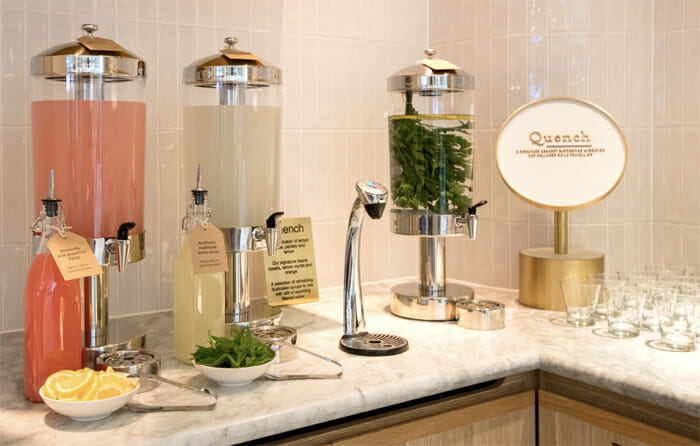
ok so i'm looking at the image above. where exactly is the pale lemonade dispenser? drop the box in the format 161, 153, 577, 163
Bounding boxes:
30, 24, 147, 365
388, 49, 486, 321
183, 38, 283, 327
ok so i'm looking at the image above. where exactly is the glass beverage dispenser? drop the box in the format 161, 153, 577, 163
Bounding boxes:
30, 24, 147, 365
387, 49, 486, 321
183, 38, 283, 327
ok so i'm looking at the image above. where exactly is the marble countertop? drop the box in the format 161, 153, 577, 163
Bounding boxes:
2, 280, 699, 445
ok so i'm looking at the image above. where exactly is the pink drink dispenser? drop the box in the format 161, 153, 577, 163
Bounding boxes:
30, 24, 147, 366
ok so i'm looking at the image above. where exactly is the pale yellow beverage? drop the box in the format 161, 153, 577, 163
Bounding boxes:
174, 241, 226, 363
183, 105, 281, 228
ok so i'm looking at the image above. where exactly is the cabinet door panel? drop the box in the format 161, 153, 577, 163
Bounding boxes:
334, 391, 535, 446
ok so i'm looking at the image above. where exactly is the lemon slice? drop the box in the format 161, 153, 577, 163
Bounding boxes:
44, 370, 77, 398
99, 372, 133, 392
94, 385, 126, 400
53, 369, 96, 399
41, 385, 57, 400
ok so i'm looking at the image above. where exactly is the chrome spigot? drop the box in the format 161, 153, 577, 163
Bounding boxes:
464, 200, 487, 240
264, 211, 285, 256
116, 222, 135, 272
343, 180, 387, 338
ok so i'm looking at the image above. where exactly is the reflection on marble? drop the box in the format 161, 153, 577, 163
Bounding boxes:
1, 282, 698, 445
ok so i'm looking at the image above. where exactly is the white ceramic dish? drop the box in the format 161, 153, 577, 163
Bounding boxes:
39, 380, 139, 422
193, 360, 272, 387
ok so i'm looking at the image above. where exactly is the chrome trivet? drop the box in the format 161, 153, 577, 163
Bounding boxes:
339, 333, 408, 356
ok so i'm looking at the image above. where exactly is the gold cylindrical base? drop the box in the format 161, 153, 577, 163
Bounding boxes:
519, 247, 604, 311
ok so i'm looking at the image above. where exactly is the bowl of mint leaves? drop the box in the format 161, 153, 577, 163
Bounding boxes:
191, 327, 275, 387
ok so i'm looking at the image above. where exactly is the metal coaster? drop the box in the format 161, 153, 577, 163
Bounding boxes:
339, 333, 408, 356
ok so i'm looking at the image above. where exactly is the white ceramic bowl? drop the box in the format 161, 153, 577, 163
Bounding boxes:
194, 359, 272, 387
39, 380, 139, 422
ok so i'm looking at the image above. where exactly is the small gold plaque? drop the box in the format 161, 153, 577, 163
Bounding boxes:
263, 217, 319, 306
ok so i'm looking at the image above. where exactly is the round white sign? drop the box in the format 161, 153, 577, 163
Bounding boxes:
495, 97, 627, 211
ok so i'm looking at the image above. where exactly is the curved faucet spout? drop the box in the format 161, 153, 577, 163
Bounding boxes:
343, 180, 388, 338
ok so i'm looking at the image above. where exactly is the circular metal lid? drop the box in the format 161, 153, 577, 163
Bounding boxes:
388, 49, 473, 92
96, 349, 161, 375
456, 299, 506, 330
31, 24, 145, 80
251, 325, 297, 343
183, 37, 281, 88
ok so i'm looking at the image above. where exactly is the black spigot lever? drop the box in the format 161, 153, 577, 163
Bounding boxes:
116, 222, 136, 273
468, 200, 488, 215
118, 222, 136, 240
266, 212, 285, 229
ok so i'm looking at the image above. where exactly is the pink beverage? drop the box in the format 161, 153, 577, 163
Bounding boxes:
24, 253, 82, 402
31, 100, 146, 239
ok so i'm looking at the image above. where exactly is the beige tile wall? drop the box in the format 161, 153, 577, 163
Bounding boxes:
0, 0, 696, 332
432, 0, 661, 288
652, 0, 700, 268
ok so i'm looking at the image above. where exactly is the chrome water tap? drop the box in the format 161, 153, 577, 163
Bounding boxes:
340, 180, 408, 356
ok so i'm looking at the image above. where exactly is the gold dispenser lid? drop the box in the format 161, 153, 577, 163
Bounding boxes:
31, 24, 145, 80
387, 49, 474, 93
183, 37, 281, 88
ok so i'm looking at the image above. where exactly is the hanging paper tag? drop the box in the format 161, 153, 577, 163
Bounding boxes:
188, 224, 229, 274
263, 217, 319, 306
421, 58, 460, 71
77, 36, 127, 53
47, 232, 103, 281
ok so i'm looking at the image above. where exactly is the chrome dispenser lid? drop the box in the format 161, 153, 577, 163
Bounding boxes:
388, 49, 473, 92
31, 24, 145, 80
183, 37, 281, 88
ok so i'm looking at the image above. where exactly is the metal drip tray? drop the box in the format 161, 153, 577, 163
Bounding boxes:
339, 333, 408, 356
96, 350, 161, 376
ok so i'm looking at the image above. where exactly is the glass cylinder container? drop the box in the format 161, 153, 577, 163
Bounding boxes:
30, 24, 146, 239
182, 37, 282, 229
387, 50, 475, 222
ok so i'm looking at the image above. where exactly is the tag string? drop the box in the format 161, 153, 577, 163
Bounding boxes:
45, 224, 71, 239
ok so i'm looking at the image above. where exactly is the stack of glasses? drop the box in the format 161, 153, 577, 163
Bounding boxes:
559, 264, 699, 352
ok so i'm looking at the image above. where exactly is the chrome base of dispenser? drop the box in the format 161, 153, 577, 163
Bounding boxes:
390, 282, 475, 321
83, 333, 146, 370
225, 300, 282, 331
391, 209, 470, 237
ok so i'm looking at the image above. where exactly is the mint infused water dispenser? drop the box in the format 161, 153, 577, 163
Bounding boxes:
387, 49, 487, 321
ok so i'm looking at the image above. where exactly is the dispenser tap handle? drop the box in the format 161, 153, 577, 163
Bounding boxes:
468, 200, 488, 215
116, 222, 136, 272
118, 222, 136, 240
264, 212, 285, 256
266, 211, 285, 229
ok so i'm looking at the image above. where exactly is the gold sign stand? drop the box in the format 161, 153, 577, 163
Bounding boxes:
519, 211, 603, 311
496, 97, 627, 311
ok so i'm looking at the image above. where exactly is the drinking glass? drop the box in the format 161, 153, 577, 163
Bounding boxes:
560, 278, 601, 327
607, 286, 644, 338
653, 264, 684, 282
656, 293, 698, 351
618, 268, 655, 286
588, 273, 626, 321
640, 282, 676, 332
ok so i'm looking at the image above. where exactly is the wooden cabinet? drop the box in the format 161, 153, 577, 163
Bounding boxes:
334, 391, 535, 446
538, 391, 697, 446
256, 372, 698, 446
